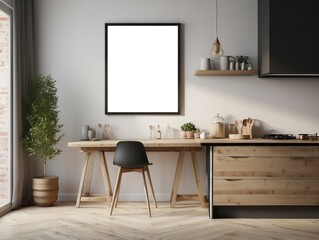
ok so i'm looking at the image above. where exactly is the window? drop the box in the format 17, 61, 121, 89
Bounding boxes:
0, 2, 12, 211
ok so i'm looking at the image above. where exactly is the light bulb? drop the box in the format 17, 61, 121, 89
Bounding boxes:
210, 37, 224, 57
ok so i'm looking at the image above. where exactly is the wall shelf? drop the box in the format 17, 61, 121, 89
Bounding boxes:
195, 70, 258, 76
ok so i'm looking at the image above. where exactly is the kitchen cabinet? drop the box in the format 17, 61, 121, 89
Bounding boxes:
213, 146, 319, 206
201, 139, 319, 218
195, 70, 257, 76
258, 0, 319, 77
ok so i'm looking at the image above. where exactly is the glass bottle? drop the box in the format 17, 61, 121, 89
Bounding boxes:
156, 125, 161, 139
164, 124, 173, 139
149, 125, 154, 139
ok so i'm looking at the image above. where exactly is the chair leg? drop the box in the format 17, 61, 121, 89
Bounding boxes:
114, 171, 122, 208
110, 168, 122, 216
141, 170, 151, 217
145, 166, 158, 208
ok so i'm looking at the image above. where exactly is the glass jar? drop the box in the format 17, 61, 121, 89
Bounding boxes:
211, 113, 225, 138
228, 123, 236, 135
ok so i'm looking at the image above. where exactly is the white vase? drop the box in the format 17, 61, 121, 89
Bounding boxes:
235, 62, 240, 70
229, 62, 234, 70
241, 62, 245, 70
220, 56, 229, 70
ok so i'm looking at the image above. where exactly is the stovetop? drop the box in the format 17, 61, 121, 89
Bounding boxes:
262, 134, 296, 139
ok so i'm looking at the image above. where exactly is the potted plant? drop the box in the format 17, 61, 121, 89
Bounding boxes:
235, 55, 249, 70
194, 128, 201, 139
180, 122, 196, 139
23, 74, 64, 207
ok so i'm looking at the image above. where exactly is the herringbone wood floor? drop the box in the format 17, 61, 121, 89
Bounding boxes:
1, 201, 319, 240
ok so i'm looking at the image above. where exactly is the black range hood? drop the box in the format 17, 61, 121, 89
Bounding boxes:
258, 0, 319, 77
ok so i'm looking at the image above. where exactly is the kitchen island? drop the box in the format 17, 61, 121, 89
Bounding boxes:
201, 138, 319, 219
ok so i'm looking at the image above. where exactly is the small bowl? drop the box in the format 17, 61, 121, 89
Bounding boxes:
229, 134, 250, 140
298, 134, 309, 140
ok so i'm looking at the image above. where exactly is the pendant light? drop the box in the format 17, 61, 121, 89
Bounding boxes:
210, 0, 224, 57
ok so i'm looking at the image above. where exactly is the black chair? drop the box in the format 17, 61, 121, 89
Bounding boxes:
110, 141, 158, 217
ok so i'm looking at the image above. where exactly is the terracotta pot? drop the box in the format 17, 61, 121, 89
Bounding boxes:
185, 131, 194, 139
194, 133, 200, 139
180, 131, 186, 138
33, 176, 59, 207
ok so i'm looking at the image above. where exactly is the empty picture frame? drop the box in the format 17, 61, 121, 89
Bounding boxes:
105, 23, 180, 114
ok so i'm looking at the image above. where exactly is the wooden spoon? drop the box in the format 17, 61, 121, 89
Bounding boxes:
235, 120, 243, 134
243, 119, 247, 127
242, 119, 248, 135
248, 118, 253, 126
247, 118, 254, 138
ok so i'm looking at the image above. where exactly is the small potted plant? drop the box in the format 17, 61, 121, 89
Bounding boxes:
180, 122, 196, 139
23, 74, 64, 207
235, 55, 249, 70
194, 128, 201, 139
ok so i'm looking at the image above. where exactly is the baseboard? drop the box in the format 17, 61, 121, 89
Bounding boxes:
213, 206, 319, 218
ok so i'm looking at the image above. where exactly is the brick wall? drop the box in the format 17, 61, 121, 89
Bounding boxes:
0, 10, 10, 204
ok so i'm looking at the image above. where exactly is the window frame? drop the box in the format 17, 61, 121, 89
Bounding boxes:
0, 0, 13, 216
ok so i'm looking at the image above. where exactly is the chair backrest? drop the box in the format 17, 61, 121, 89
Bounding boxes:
113, 141, 150, 168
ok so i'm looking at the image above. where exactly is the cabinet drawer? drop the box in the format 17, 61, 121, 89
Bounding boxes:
214, 146, 319, 157
213, 156, 319, 179
213, 179, 319, 205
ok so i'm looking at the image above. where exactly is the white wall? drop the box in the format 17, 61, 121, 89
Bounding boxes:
34, 0, 319, 201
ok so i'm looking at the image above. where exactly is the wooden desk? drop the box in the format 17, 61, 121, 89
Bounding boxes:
68, 139, 205, 208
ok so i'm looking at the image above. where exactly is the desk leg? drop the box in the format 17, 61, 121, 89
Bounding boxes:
76, 152, 91, 208
191, 151, 206, 208
84, 153, 95, 197
170, 150, 185, 207
98, 151, 113, 206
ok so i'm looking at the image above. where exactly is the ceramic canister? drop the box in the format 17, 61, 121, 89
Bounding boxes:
200, 58, 210, 70
81, 125, 89, 140
219, 56, 229, 70
88, 129, 96, 140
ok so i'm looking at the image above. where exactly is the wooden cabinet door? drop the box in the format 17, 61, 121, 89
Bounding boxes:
213, 146, 319, 206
